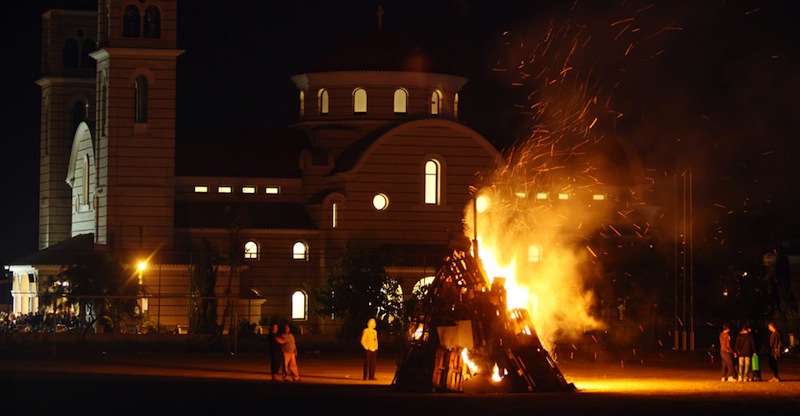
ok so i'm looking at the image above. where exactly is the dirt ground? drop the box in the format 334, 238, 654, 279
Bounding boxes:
4, 344, 800, 415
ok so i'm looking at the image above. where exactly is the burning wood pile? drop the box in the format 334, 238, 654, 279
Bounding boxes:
392, 250, 575, 393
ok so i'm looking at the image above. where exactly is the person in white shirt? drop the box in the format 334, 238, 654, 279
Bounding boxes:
360, 318, 378, 380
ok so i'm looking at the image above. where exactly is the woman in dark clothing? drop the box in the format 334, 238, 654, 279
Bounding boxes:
735, 324, 756, 382
268, 323, 286, 381
768, 322, 782, 382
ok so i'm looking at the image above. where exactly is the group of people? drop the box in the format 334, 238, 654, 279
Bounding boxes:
0, 311, 79, 333
719, 321, 783, 382
268, 323, 300, 381
266, 318, 380, 382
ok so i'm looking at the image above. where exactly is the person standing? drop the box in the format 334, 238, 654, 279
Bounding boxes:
735, 323, 756, 382
360, 318, 379, 380
768, 321, 782, 382
277, 324, 300, 381
719, 323, 736, 381
267, 323, 285, 381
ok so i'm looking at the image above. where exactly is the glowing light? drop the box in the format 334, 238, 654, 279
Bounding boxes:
411, 323, 424, 340
491, 364, 502, 382
461, 349, 479, 374
475, 195, 490, 213
137, 261, 147, 272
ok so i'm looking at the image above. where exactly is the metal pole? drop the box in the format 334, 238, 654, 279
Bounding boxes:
52, 298, 57, 355
472, 197, 479, 259
673, 174, 680, 351
681, 172, 688, 351
689, 169, 695, 351
157, 263, 162, 329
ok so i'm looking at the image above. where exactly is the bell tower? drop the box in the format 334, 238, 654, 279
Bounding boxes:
36, 9, 97, 249
92, 0, 182, 252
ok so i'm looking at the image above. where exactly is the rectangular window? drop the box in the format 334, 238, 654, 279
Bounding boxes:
535, 192, 548, 200
194, 186, 208, 193
265, 187, 280, 194
558, 193, 570, 200
82, 156, 90, 205
592, 193, 606, 201
218, 186, 232, 193
332, 202, 338, 228
242, 186, 256, 194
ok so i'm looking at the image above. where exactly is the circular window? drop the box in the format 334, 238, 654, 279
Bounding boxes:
372, 193, 389, 211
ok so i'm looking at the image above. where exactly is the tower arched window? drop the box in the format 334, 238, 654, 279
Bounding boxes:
299, 91, 305, 118
134, 75, 148, 123
393, 88, 408, 114
63, 39, 79, 68
353, 88, 367, 114
292, 241, 308, 261
143, 6, 161, 38
424, 159, 441, 205
430, 90, 442, 116
292, 291, 307, 320
454, 93, 459, 119
244, 240, 260, 259
318, 89, 329, 115
81, 39, 96, 69
72, 100, 86, 131
123, 5, 141, 38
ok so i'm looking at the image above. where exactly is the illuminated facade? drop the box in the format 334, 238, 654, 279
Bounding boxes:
8, 1, 500, 334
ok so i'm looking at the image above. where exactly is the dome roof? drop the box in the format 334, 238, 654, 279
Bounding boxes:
313, 31, 451, 74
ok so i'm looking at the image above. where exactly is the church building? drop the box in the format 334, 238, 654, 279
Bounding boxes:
7, 0, 501, 334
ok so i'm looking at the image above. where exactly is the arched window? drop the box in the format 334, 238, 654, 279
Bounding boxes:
393, 88, 408, 114
292, 241, 308, 261
430, 90, 442, 116
143, 6, 161, 38
318, 89, 329, 115
331, 202, 338, 228
72, 100, 86, 131
454, 93, 459, 119
424, 159, 441, 205
292, 291, 307, 320
81, 39, 96, 69
82, 155, 90, 206
412, 276, 436, 298
244, 240, 259, 259
299, 91, 305, 118
134, 75, 148, 123
123, 5, 141, 38
63, 39, 79, 68
353, 88, 367, 114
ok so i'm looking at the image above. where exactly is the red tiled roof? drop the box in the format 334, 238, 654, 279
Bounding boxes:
8, 233, 94, 266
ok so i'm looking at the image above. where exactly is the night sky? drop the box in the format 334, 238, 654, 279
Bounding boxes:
3, 0, 800, 269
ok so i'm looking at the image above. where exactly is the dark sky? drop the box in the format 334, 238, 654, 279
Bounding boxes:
4, 0, 800, 265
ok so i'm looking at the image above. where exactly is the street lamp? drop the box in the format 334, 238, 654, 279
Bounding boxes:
137, 261, 148, 327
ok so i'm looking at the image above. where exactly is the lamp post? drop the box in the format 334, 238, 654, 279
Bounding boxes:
137, 261, 148, 333
157, 262, 162, 329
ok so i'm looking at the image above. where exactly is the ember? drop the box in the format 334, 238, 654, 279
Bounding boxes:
392, 250, 575, 393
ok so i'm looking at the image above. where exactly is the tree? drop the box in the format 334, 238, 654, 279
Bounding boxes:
311, 246, 403, 339
41, 251, 138, 338
189, 239, 221, 334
